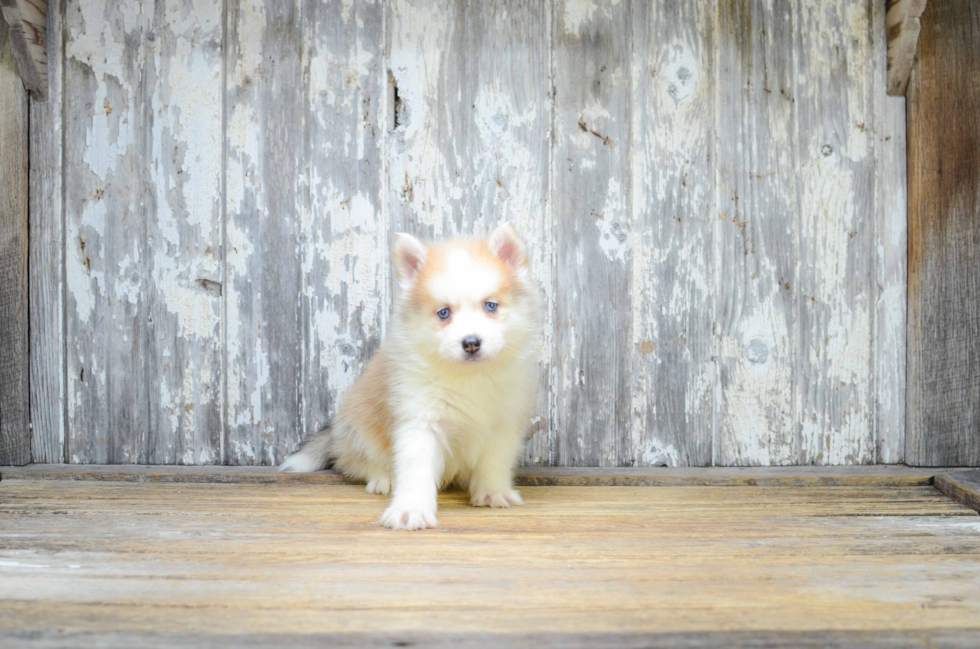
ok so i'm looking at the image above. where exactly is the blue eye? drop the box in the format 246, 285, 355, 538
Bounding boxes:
485, 301, 498, 313
437, 308, 451, 320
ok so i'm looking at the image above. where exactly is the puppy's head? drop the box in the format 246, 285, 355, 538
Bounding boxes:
394, 223, 536, 366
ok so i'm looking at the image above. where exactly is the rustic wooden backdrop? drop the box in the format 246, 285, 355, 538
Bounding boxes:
28, 0, 908, 467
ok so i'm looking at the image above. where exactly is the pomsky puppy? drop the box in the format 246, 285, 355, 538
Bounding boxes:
280, 222, 541, 531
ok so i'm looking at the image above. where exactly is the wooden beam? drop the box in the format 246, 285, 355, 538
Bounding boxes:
0, 464, 954, 488
886, 0, 928, 96
906, 0, 980, 466
934, 471, 980, 512
0, 20, 30, 466
0, 0, 46, 101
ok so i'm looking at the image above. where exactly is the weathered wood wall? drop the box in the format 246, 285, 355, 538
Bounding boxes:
906, 0, 980, 466
28, 0, 908, 467
0, 18, 31, 466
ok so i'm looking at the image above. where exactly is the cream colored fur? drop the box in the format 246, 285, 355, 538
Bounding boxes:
280, 223, 541, 531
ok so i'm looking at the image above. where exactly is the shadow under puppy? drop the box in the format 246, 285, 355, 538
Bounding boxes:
281, 223, 542, 530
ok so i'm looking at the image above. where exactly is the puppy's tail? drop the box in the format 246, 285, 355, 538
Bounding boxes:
279, 424, 333, 473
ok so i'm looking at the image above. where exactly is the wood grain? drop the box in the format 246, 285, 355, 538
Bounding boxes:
629, 1, 714, 468
874, 0, 908, 464
714, 0, 798, 466
795, 0, 877, 465
0, 480, 977, 643
143, 1, 224, 464
934, 471, 980, 513
885, 0, 928, 97
63, 0, 149, 463
224, 0, 305, 465
5, 629, 980, 649
0, 464, 945, 487
0, 0, 47, 100
0, 19, 30, 466
298, 0, 388, 464
552, 0, 632, 466
28, 0, 64, 464
906, 0, 980, 466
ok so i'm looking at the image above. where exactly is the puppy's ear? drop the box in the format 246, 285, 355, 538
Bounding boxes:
393, 233, 427, 286
488, 222, 528, 269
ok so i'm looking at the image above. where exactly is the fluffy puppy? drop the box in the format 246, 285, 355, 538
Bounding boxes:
280, 222, 541, 531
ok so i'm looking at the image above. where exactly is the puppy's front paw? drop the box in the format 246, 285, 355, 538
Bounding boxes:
469, 489, 523, 508
381, 500, 438, 531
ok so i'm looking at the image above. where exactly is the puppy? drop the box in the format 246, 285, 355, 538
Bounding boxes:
280, 222, 541, 531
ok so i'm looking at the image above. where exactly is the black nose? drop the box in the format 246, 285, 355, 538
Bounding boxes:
461, 336, 481, 354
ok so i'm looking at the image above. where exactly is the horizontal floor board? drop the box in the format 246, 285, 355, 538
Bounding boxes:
0, 479, 978, 645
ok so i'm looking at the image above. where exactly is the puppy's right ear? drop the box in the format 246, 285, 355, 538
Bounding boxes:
393, 233, 427, 287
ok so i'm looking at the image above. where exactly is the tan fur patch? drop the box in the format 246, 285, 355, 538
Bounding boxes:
410, 239, 518, 317
341, 351, 394, 453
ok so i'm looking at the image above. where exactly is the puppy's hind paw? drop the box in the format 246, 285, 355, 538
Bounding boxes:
366, 476, 391, 495
469, 489, 523, 508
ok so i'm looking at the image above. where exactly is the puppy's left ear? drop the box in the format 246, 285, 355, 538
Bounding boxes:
489, 222, 528, 269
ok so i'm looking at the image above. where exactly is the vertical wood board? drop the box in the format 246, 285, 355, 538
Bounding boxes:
631, 0, 715, 467
63, 0, 149, 464
224, 0, 304, 465
298, 0, 388, 458
714, 0, 799, 466
874, 0, 908, 465
906, 0, 980, 466
28, 0, 64, 464
552, 0, 632, 466
143, 0, 224, 464
0, 20, 30, 466
795, 0, 877, 465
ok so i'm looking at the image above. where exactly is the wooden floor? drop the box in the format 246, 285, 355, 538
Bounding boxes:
2, 469, 980, 648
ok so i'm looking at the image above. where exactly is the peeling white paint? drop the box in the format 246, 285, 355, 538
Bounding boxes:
388, 0, 456, 234
561, 0, 621, 36
642, 440, 679, 467
68, 0, 139, 184
595, 178, 629, 263
51, 0, 901, 469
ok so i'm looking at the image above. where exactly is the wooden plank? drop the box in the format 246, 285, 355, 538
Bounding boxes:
0, 464, 945, 487
713, 0, 798, 466
906, 0, 980, 467
0, 481, 977, 642
885, 0, 928, 97
142, 1, 224, 464
795, 1, 877, 464
629, 1, 714, 467
4, 630, 980, 649
224, 0, 305, 465
0, 19, 30, 466
934, 471, 980, 513
552, 0, 631, 466
0, 0, 47, 100
874, 0, 908, 464
28, 0, 64, 464
385, 0, 553, 464
297, 0, 388, 461
63, 0, 149, 463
